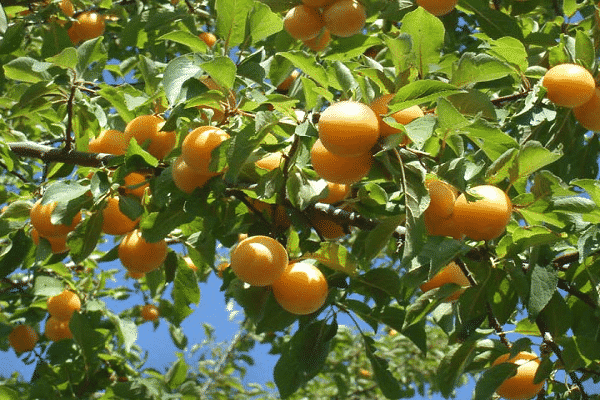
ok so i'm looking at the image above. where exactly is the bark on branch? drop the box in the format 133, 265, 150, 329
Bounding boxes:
8, 141, 118, 168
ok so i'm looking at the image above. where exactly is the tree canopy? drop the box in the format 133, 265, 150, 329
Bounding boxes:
1, 0, 600, 399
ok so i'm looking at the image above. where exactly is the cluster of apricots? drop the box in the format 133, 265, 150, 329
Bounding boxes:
423, 178, 513, 241
542, 63, 600, 132
44, 290, 81, 341
53, 0, 106, 45
311, 97, 423, 186
283, 0, 367, 51
230, 235, 329, 315
30, 198, 82, 254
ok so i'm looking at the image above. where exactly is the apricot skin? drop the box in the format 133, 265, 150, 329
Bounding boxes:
492, 351, 545, 400
542, 64, 596, 108
310, 139, 372, 185
230, 235, 289, 287
453, 185, 512, 241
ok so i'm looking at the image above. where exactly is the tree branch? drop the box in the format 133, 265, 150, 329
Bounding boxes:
8, 141, 118, 167
557, 279, 598, 310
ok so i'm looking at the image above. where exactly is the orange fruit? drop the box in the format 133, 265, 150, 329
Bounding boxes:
230, 235, 289, 286
140, 304, 160, 321
310, 139, 372, 185
271, 261, 328, 315
542, 64, 596, 108
424, 211, 464, 240
199, 32, 217, 48
255, 152, 284, 171
118, 229, 168, 274
321, 182, 350, 204
283, 5, 324, 41
68, 11, 105, 44
416, 0, 458, 16
59, 0, 74, 17
181, 126, 230, 172
31, 227, 69, 254
308, 210, 347, 239
47, 290, 81, 321
303, 28, 331, 52
370, 94, 424, 139
127, 270, 145, 279
216, 261, 229, 277
318, 101, 379, 157
88, 129, 132, 155
101, 197, 140, 235
8, 325, 39, 353
419, 261, 470, 302
492, 351, 545, 400
44, 316, 73, 341
171, 155, 214, 194
453, 185, 512, 241
323, 0, 366, 38
122, 172, 150, 198
424, 178, 458, 221
277, 70, 300, 93
30, 199, 82, 238
573, 87, 600, 132
124, 115, 176, 160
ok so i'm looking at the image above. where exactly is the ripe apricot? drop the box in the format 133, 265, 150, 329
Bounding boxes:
216, 261, 229, 277
171, 156, 214, 194
321, 182, 350, 204
124, 115, 176, 160
308, 210, 347, 239
283, 5, 324, 41
424, 178, 458, 221
68, 11, 105, 45
542, 64, 596, 108
573, 87, 600, 132
47, 290, 81, 321
419, 261, 470, 302
88, 129, 132, 155
277, 70, 300, 93
416, 0, 458, 16
310, 139, 372, 185
453, 185, 512, 241
230, 235, 288, 286
8, 325, 39, 353
31, 227, 69, 254
30, 199, 82, 238
303, 28, 331, 52
323, 0, 366, 38
44, 316, 72, 341
122, 172, 150, 198
59, 0, 74, 17
272, 261, 328, 315
101, 197, 140, 236
140, 304, 160, 321
255, 152, 284, 171
492, 351, 545, 400
181, 126, 230, 172
118, 229, 168, 274
318, 101, 379, 157
370, 94, 424, 139
424, 211, 464, 240
127, 271, 145, 279
199, 32, 217, 48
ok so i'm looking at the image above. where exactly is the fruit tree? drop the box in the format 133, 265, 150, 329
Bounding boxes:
2, 0, 600, 399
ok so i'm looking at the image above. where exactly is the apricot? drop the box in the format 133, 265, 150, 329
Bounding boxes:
122, 172, 150, 198
370, 94, 424, 139
492, 351, 545, 400
303, 28, 331, 52
30, 199, 82, 238
127, 271, 145, 279
416, 0, 458, 16
171, 156, 214, 194
199, 32, 217, 48
230, 235, 288, 286
47, 290, 81, 321
302, 0, 335, 7
277, 70, 300, 93
44, 316, 72, 341
283, 5, 324, 41
323, 0, 366, 38
573, 87, 600, 131
310, 139, 372, 185
321, 182, 350, 204
68, 11, 105, 45
31, 227, 69, 254
88, 129, 132, 155
318, 101, 379, 157
453, 185, 512, 241
542, 63, 596, 108
181, 126, 230, 173
216, 261, 229, 277
140, 304, 160, 321
424, 178, 458, 221
272, 261, 328, 315
255, 152, 284, 171
424, 212, 464, 240
8, 325, 39, 353
101, 197, 140, 236
419, 261, 470, 302
59, 0, 74, 17
118, 229, 168, 274
124, 115, 176, 160
308, 210, 347, 239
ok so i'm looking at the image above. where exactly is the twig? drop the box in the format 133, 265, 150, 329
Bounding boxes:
557, 279, 598, 310
65, 85, 77, 151
0, 160, 29, 183
486, 303, 511, 349
490, 90, 531, 106
8, 141, 118, 167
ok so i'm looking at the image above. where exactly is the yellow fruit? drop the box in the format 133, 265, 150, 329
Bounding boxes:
492, 351, 545, 400
118, 229, 168, 274
199, 32, 217, 48
321, 182, 350, 204
47, 290, 81, 321
453, 185, 512, 241
303, 28, 331, 52
419, 261, 470, 302
122, 172, 150, 198
323, 0, 366, 38
171, 155, 214, 194
68, 11, 105, 45
310, 139, 372, 185
416, 0, 458, 16
542, 64, 596, 108
370, 94, 424, 139
44, 316, 72, 341
127, 271, 145, 279
101, 197, 140, 236
424, 178, 458, 221
59, 0, 74, 17
271, 261, 328, 315
8, 325, 39, 353
88, 129, 132, 155
140, 304, 160, 321
31, 227, 69, 254
30, 199, 82, 238
318, 101, 379, 157
181, 126, 230, 173
283, 5, 324, 41
124, 115, 176, 160
255, 152, 284, 171
230, 235, 289, 286
573, 87, 600, 132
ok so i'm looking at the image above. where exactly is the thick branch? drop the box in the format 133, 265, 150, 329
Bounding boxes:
8, 141, 117, 167
557, 279, 598, 310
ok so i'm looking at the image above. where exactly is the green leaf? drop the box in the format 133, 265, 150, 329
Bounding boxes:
279, 51, 331, 89
116, 318, 137, 353
3, 57, 52, 83
383, 33, 412, 73
363, 336, 402, 399
485, 36, 528, 72
353, 268, 402, 306
575, 30, 594, 70
436, 97, 469, 131
536, 293, 572, 338
0, 21, 25, 54
286, 171, 328, 211
216, 0, 254, 48
400, 161, 428, 266
162, 54, 204, 106
460, 0, 523, 40
201, 56, 237, 89
68, 210, 103, 264
363, 215, 403, 261
165, 354, 189, 389
436, 339, 478, 398
97, 84, 136, 122
400, 7, 445, 77
572, 179, 600, 208
474, 362, 518, 400
0, 387, 19, 400
169, 324, 188, 350
451, 52, 514, 87
249, 1, 283, 43
388, 80, 463, 112
461, 119, 519, 161
46, 47, 78, 70
33, 276, 64, 297
158, 31, 209, 52
577, 225, 600, 263
0, 230, 32, 279
0, 5, 7, 34
528, 265, 558, 319
141, 208, 195, 243
76, 37, 107, 80
173, 261, 201, 306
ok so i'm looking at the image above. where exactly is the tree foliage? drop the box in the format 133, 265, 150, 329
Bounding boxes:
1, 0, 600, 399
